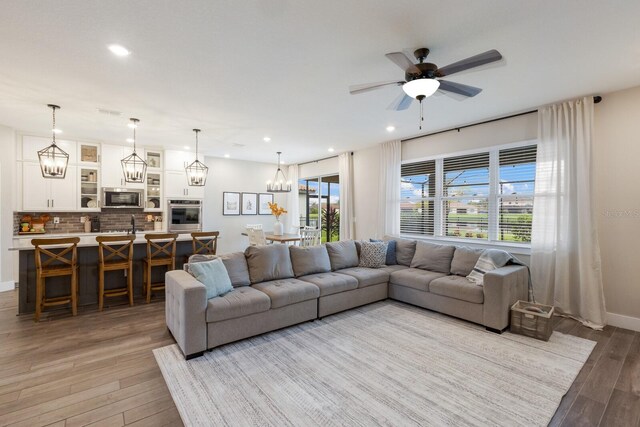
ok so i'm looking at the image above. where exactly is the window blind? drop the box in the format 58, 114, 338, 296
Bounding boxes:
401, 160, 436, 235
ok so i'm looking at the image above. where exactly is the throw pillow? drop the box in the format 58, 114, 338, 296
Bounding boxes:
410, 241, 456, 274
325, 240, 360, 270
450, 246, 484, 277
184, 252, 251, 287
289, 245, 331, 277
358, 241, 388, 268
371, 239, 397, 265
386, 236, 416, 266
188, 258, 233, 299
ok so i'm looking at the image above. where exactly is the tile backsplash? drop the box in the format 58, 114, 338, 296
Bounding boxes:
14, 210, 158, 235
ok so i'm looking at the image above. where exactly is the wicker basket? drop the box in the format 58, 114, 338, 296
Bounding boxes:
510, 300, 555, 341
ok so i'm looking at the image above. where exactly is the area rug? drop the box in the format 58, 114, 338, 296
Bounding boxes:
154, 301, 595, 426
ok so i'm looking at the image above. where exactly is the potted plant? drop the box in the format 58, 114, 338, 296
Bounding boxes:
268, 202, 287, 236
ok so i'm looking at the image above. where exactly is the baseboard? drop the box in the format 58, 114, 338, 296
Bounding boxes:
607, 311, 640, 332
0, 281, 15, 292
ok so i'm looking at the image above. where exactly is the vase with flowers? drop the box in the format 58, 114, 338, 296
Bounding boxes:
268, 202, 287, 236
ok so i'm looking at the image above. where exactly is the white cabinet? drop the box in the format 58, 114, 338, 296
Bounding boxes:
22, 162, 77, 211
164, 150, 192, 171
164, 170, 205, 199
22, 135, 77, 164
101, 144, 145, 189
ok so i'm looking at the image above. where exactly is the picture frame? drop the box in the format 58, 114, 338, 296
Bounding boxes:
222, 192, 240, 215
258, 193, 274, 215
241, 192, 258, 215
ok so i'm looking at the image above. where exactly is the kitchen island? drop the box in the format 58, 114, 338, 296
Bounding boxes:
10, 232, 197, 314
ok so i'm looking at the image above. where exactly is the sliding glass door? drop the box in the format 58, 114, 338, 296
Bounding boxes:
298, 175, 340, 242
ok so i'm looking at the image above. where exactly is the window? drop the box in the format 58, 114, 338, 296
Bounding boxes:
298, 175, 340, 242
400, 143, 537, 244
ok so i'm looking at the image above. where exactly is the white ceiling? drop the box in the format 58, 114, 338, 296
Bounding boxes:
1, 1, 639, 164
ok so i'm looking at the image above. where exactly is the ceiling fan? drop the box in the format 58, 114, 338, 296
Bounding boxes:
349, 48, 503, 117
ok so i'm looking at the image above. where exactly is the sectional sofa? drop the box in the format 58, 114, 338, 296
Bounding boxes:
166, 238, 528, 359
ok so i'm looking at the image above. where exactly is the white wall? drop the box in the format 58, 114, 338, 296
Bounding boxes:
0, 125, 16, 291
593, 85, 640, 327
201, 156, 285, 254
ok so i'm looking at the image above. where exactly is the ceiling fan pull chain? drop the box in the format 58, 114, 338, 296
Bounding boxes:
419, 100, 424, 130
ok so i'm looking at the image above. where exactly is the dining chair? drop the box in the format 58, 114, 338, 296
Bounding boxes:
246, 225, 267, 246
299, 228, 322, 247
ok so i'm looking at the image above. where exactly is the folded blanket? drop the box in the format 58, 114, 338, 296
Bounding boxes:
467, 249, 534, 302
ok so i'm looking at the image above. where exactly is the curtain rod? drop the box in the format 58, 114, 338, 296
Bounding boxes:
297, 151, 353, 167
402, 95, 602, 143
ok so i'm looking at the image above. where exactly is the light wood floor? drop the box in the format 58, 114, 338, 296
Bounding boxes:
0, 290, 638, 427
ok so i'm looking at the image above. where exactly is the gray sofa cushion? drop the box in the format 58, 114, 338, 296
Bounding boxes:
206, 286, 271, 322
389, 268, 446, 292
410, 242, 456, 274
289, 245, 331, 277
336, 267, 390, 288
298, 272, 358, 297
326, 241, 359, 271
380, 264, 410, 274
387, 237, 416, 267
429, 275, 484, 304
244, 245, 294, 284
450, 247, 484, 277
186, 252, 251, 287
252, 278, 320, 309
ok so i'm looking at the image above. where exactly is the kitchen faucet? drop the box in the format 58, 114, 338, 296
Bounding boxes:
130, 215, 136, 236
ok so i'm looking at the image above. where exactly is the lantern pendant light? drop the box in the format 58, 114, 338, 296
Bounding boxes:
266, 152, 291, 192
121, 118, 147, 183
38, 104, 69, 179
185, 129, 208, 186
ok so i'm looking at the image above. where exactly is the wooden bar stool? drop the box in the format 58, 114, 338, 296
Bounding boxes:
31, 237, 80, 322
191, 231, 219, 255
96, 235, 135, 311
142, 233, 178, 303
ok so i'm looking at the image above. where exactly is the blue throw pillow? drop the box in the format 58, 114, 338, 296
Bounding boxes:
188, 258, 233, 299
370, 239, 397, 265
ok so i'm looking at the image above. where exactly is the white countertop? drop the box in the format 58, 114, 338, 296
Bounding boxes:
10, 231, 195, 251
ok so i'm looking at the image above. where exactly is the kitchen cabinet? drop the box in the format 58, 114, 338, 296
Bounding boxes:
164, 150, 193, 171
145, 172, 163, 211
22, 135, 77, 164
164, 170, 205, 199
101, 144, 145, 189
78, 142, 100, 165
79, 167, 100, 210
22, 162, 77, 211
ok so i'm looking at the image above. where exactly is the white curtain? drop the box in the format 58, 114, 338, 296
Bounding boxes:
285, 164, 300, 234
531, 97, 606, 329
339, 152, 355, 240
377, 140, 401, 237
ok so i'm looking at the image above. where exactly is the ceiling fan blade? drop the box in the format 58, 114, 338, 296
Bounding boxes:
385, 52, 421, 74
349, 80, 404, 95
387, 92, 414, 111
438, 80, 483, 97
436, 49, 502, 77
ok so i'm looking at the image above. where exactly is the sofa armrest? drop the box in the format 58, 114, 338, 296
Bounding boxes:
482, 265, 528, 330
165, 270, 207, 359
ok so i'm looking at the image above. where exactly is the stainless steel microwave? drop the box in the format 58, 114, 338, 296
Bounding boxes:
102, 188, 144, 208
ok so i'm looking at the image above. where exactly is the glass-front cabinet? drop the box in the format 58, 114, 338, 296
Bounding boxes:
145, 172, 162, 211
79, 166, 100, 210
78, 143, 100, 165
146, 150, 162, 170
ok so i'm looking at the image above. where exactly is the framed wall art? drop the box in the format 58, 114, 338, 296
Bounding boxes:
258, 193, 274, 215
241, 192, 258, 215
222, 192, 240, 215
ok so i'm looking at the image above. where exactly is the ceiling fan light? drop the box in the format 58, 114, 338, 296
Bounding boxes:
402, 79, 440, 99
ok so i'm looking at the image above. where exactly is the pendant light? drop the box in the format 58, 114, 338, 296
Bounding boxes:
121, 118, 147, 183
38, 104, 69, 179
185, 128, 208, 186
266, 152, 291, 192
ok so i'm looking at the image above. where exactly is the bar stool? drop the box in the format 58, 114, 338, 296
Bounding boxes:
96, 235, 135, 311
191, 231, 219, 255
142, 233, 178, 303
31, 237, 80, 322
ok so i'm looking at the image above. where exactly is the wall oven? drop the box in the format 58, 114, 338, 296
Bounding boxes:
168, 200, 202, 233
102, 188, 144, 208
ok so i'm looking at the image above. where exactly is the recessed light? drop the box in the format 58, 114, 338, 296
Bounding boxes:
263, 137, 271, 142
108, 44, 130, 57
386, 125, 396, 132
328, 147, 335, 153
183, 146, 190, 150
126, 138, 134, 143
224, 154, 230, 158
52, 128, 62, 134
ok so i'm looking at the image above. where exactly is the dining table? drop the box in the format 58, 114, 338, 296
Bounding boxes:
241, 231, 301, 244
